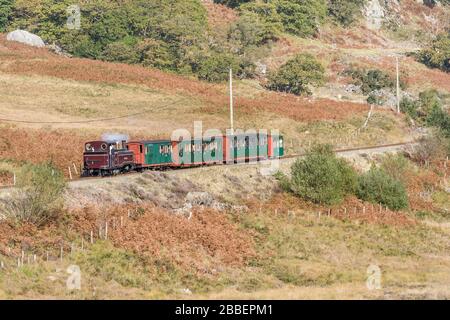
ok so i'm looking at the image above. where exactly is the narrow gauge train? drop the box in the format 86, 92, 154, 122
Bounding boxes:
82, 133, 284, 177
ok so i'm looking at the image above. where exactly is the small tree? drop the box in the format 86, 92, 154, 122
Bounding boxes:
400, 97, 419, 120
357, 167, 408, 211
0, 162, 66, 226
279, 144, 358, 205
0, 0, 14, 32
416, 33, 450, 73
239, 0, 284, 35
267, 53, 325, 95
276, 0, 327, 37
327, 0, 366, 27
197, 52, 241, 82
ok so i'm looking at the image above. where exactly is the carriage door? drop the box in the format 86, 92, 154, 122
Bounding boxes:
146, 144, 154, 165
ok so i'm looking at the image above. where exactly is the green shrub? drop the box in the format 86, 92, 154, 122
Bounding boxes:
239, 0, 284, 35
101, 41, 140, 64
380, 153, 410, 184
345, 68, 397, 95
267, 53, 325, 95
367, 92, 386, 106
197, 52, 241, 82
276, 0, 327, 37
136, 39, 175, 70
426, 105, 450, 137
400, 97, 419, 119
327, 0, 365, 26
416, 33, 450, 73
225, 0, 327, 37
418, 89, 442, 115
0, 162, 66, 226
402, 89, 450, 136
280, 144, 358, 205
357, 167, 408, 211
0, 0, 13, 31
213, 0, 251, 8
229, 11, 278, 48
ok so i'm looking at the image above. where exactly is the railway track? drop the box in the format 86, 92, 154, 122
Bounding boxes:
0, 141, 417, 191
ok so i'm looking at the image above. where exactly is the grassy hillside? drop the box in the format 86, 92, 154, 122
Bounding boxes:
0, 33, 416, 181
0, 0, 449, 300
0, 160, 449, 299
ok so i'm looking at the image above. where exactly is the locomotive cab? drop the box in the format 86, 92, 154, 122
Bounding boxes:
82, 140, 134, 176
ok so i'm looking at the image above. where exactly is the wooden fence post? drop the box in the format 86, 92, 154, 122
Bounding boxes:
73, 163, 78, 175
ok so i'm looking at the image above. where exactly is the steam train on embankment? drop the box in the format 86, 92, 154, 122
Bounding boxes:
82, 133, 284, 177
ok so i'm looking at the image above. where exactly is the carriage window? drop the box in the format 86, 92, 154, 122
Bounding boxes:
139, 145, 143, 153
158, 145, 170, 154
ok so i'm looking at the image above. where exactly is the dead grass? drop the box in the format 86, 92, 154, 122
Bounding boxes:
203, 0, 238, 28
0, 34, 368, 124
0, 127, 90, 177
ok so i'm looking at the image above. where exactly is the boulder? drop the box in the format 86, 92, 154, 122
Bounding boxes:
6, 30, 45, 48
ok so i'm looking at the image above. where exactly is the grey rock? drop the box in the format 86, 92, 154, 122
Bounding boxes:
6, 30, 45, 48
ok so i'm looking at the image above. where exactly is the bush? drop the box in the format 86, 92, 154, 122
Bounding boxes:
327, 0, 365, 27
380, 153, 410, 184
267, 53, 325, 95
228, 11, 278, 48
101, 41, 140, 64
367, 92, 386, 106
357, 167, 409, 211
280, 144, 358, 205
0, 0, 13, 31
213, 0, 251, 8
136, 39, 175, 70
400, 97, 419, 120
197, 52, 241, 82
239, 1, 284, 35
409, 131, 450, 166
416, 33, 450, 73
345, 68, 397, 95
401, 89, 450, 136
0, 162, 66, 226
223, 0, 327, 37
276, 0, 327, 37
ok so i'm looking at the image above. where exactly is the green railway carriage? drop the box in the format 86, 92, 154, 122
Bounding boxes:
258, 132, 269, 159
172, 136, 224, 166
127, 140, 173, 168
124, 132, 283, 172
224, 133, 272, 163
269, 134, 284, 158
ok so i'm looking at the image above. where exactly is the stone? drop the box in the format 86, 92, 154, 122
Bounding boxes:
6, 30, 45, 48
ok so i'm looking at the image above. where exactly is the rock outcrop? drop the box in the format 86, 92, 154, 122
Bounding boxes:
6, 30, 45, 48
